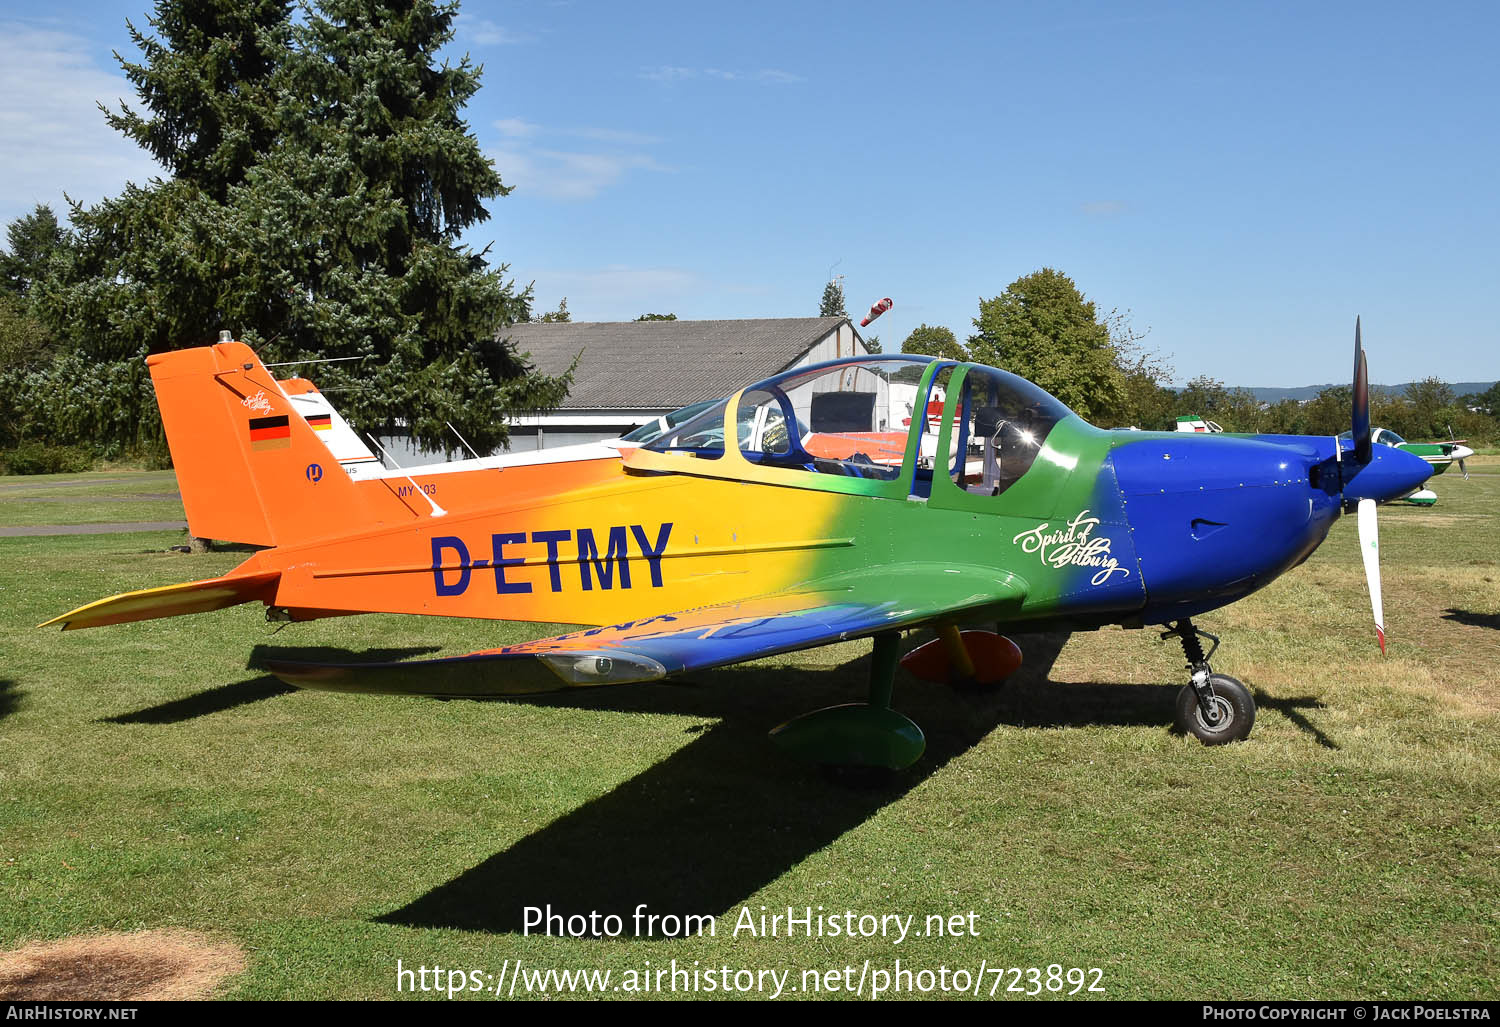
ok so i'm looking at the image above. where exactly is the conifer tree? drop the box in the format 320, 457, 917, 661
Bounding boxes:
0, 206, 69, 302
819, 278, 846, 318
535, 298, 572, 322
103, 1, 291, 201
54, 0, 564, 454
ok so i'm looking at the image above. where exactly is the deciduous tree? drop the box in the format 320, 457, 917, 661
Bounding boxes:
967, 268, 1124, 422
900, 323, 966, 361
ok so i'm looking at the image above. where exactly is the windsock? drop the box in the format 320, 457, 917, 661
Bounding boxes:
860, 297, 893, 327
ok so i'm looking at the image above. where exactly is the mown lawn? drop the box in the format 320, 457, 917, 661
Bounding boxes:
0, 471, 184, 528
0, 462, 1496, 1000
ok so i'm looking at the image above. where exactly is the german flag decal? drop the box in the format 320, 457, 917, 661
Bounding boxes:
307, 414, 332, 432
249, 415, 292, 451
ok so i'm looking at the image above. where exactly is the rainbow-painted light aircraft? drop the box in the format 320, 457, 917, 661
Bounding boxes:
44, 321, 1431, 768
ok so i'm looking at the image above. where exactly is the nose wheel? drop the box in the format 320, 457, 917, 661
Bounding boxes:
1174, 672, 1254, 744
1162, 621, 1255, 744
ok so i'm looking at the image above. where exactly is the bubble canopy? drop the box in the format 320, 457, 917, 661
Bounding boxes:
636, 355, 1075, 496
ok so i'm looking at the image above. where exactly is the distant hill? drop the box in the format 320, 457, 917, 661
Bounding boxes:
1238, 381, 1496, 403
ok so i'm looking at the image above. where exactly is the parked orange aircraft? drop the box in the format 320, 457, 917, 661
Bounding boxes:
44, 327, 1430, 768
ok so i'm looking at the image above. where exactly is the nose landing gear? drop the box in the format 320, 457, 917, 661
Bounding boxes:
1161, 620, 1255, 744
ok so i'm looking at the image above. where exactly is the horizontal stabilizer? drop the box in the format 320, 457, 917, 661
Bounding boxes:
268, 564, 1027, 697
41, 571, 280, 631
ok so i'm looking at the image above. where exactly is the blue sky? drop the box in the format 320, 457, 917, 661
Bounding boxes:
2, 0, 1496, 388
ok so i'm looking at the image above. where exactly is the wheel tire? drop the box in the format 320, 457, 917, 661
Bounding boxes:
1175, 674, 1255, 745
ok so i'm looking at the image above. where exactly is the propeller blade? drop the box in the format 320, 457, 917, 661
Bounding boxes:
1459, 458, 1469, 480
1357, 497, 1386, 655
1352, 317, 1371, 464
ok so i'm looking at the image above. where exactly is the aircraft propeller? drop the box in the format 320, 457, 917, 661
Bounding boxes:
1352, 317, 1372, 464
1346, 317, 1386, 655
1357, 497, 1385, 655
1448, 425, 1470, 480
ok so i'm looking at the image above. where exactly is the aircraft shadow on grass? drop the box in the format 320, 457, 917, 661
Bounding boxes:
369, 631, 1335, 937
104, 676, 295, 725
1441, 608, 1500, 631
101, 647, 441, 725
0, 678, 20, 721
1252, 692, 1337, 751
90, 631, 1339, 934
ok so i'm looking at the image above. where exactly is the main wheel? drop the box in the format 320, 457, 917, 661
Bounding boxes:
1175, 674, 1255, 745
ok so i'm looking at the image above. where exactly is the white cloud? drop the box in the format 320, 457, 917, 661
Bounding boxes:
455, 15, 534, 46
640, 66, 697, 82
754, 69, 805, 84
640, 66, 804, 84
0, 23, 161, 227
488, 119, 670, 201
495, 117, 542, 138
493, 119, 661, 147
492, 146, 669, 201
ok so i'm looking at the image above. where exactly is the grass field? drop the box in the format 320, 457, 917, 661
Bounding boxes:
0, 471, 185, 529
1, 462, 1496, 1000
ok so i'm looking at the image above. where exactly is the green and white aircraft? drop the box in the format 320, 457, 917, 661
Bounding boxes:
1337, 428, 1473, 506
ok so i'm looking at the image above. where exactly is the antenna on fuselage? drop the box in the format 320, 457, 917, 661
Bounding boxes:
445, 420, 483, 461
262, 356, 370, 369
364, 433, 448, 518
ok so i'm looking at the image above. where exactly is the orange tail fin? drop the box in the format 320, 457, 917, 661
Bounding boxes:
150, 342, 378, 547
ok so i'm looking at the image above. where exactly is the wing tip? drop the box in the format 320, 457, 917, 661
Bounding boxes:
36, 571, 280, 632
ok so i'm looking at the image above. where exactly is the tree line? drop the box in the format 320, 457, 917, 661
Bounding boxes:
898, 268, 1498, 443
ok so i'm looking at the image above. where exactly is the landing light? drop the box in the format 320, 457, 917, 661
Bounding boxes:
539, 651, 667, 685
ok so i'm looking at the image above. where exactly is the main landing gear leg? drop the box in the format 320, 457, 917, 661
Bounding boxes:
1163, 620, 1255, 745
768, 631, 927, 771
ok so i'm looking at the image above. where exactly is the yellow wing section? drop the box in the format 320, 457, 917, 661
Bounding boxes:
40, 571, 281, 631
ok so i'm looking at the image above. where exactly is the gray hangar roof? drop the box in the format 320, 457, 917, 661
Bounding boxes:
500, 317, 855, 411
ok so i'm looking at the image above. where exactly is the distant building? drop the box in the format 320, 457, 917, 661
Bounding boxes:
501, 316, 869, 450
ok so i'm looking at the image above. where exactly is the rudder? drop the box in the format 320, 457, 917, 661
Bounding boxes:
150, 342, 376, 547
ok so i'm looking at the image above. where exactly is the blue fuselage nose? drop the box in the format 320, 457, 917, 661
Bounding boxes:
1109, 433, 1343, 622
1340, 442, 1433, 505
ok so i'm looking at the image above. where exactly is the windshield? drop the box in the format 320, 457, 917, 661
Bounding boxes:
1339, 428, 1405, 446
943, 365, 1073, 497
619, 398, 719, 444
642, 397, 732, 459
732, 358, 934, 480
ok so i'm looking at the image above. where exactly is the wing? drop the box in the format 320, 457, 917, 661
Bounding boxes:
41, 571, 281, 630
267, 564, 1027, 697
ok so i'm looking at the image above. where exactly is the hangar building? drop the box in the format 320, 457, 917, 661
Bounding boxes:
501, 316, 871, 450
